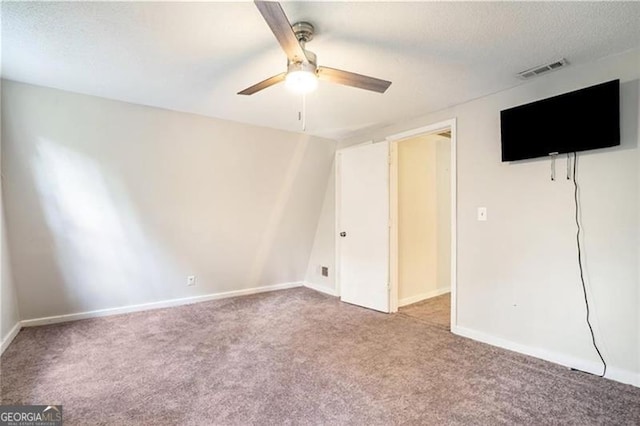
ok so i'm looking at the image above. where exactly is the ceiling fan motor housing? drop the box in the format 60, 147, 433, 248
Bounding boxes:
288, 49, 317, 74
288, 22, 317, 73
287, 60, 316, 75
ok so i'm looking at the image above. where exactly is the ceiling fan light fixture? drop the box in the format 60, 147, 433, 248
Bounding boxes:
285, 69, 318, 94
285, 59, 318, 94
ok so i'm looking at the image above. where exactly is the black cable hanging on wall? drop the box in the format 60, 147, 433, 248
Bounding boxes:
571, 151, 607, 378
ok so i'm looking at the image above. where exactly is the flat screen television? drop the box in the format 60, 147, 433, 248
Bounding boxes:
500, 79, 620, 162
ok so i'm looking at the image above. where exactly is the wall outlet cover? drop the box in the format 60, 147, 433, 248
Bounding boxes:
477, 207, 487, 221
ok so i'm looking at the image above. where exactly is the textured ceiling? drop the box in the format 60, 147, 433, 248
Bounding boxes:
3, 2, 640, 140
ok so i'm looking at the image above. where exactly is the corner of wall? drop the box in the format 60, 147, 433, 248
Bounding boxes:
304, 158, 337, 295
1, 77, 23, 353
0, 205, 22, 354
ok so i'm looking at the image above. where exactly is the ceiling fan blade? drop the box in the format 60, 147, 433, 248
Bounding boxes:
317, 67, 392, 93
238, 72, 286, 95
254, 1, 309, 63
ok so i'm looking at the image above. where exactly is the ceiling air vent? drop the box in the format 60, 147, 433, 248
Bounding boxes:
517, 59, 569, 80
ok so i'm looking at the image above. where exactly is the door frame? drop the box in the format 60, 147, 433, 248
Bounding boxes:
386, 119, 457, 328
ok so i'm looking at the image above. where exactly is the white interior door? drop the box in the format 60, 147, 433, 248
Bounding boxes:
337, 141, 390, 313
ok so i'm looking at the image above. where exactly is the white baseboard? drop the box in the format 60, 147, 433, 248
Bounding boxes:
399, 287, 450, 307
21, 281, 303, 328
452, 325, 639, 388
303, 281, 338, 297
1, 321, 22, 354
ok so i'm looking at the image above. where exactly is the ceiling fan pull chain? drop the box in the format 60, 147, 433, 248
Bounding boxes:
302, 93, 307, 132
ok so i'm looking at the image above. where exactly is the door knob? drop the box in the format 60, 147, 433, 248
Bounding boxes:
340, 232, 347, 237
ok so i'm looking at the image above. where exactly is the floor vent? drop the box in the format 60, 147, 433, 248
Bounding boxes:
517, 58, 569, 80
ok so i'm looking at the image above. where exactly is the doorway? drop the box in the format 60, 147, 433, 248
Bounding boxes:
334, 119, 456, 322
388, 120, 457, 328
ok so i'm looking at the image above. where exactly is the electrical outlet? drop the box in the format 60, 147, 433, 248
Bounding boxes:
187, 275, 196, 286
321, 266, 329, 277
477, 207, 487, 221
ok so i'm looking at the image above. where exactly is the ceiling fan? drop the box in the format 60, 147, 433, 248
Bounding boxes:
238, 1, 392, 96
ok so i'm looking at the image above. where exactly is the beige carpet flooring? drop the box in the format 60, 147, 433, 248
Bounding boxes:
399, 292, 451, 330
2, 288, 639, 425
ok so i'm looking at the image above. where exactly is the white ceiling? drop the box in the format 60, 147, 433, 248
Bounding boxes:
3, 2, 640, 141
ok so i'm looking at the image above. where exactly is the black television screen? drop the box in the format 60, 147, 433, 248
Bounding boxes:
500, 80, 620, 162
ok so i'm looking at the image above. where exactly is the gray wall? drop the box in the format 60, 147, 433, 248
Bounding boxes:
2, 80, 335, 320
308, 48, 640, 385
1, 79, 21, 346
1, 204, 20, 345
